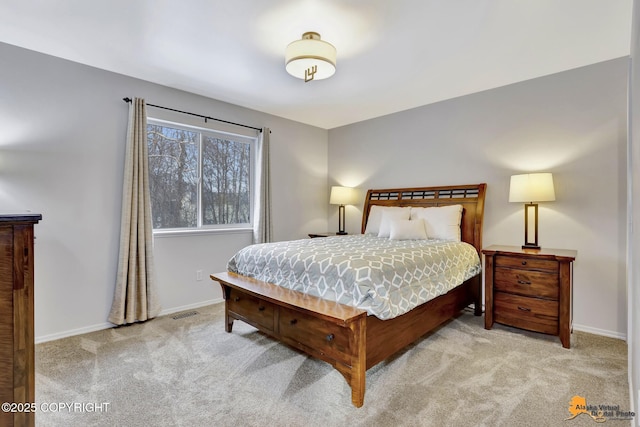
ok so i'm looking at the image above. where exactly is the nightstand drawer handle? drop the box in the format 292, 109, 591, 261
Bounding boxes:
258, 306, 265, 311
521, 261, 527, 265
517, 280, 532, 285
517, 306, 531, 312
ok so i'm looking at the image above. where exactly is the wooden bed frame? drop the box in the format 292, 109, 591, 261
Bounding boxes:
210, 183, 486, 407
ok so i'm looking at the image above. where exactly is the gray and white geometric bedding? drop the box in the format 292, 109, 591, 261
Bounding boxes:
227, 234, 481, 320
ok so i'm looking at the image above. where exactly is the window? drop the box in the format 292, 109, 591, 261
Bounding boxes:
147, 119, 255, 231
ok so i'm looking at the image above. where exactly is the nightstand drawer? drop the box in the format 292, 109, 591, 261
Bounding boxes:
495, 255, 558, 272
494, 268, 558, 299
494, 292, 558, 335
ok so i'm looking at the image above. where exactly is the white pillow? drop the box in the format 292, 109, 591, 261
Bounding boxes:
377, 209, 412, 238
410, 205, 463, 241
389, 219, 428, 240
364, 206, 411, 235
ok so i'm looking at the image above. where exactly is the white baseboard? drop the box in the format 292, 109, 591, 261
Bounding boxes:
35, 302, 626, 344
35, 322, 114, 344
35, 298, 224, 344
573, 322, 627, 341
157, 298, 223, 317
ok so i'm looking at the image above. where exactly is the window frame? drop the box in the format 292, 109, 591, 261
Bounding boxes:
147, 117, 257, 235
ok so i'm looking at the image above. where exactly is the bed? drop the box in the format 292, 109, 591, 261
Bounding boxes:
210, 183, 486, 407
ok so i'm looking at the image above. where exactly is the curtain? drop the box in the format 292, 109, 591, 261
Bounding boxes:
253, 127, 272, 243
108, 97, 161, 325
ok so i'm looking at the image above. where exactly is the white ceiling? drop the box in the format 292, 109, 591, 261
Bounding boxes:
0, 1, 633, 129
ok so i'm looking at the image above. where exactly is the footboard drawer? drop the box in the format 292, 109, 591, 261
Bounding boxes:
278, 309, 352, 365
227, 288, 275, 332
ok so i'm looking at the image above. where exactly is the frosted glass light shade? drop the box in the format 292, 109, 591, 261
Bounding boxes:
330, 186, 357, 205
509, 173, 556, 203
285, 32, 336, 81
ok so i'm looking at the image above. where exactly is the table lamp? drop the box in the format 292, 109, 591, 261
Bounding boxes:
509, 173, 555, 249
329, 186, 358, 235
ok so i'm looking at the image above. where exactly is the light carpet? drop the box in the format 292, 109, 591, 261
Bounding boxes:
35, 303, 629, 427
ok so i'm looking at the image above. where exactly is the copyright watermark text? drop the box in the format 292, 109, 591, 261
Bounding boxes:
2, 402, 110, 413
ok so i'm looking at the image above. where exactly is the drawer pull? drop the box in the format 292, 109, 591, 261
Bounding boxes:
258, 306, 265, 311
517, 306, 531, 312
290, 319, 298, 325
521, 261, 527, 265
326, 334, 335, 342
233, 297, 240, 302
517, 280, 532, 285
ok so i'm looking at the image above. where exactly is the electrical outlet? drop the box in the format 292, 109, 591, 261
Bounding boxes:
196, 270, 203, 281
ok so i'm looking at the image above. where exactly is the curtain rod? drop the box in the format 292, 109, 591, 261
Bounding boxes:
122, 97, 262, 133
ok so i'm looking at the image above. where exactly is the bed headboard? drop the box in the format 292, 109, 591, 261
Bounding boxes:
361, 183, 487, 254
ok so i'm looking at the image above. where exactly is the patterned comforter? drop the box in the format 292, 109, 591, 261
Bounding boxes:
227, 234, 481, 320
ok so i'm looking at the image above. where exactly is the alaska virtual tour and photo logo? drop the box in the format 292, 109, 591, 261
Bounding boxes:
566, 396, 635, 423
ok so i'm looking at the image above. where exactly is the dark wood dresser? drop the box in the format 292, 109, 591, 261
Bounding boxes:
482, 245, 576, 348
0, 213, 41, 427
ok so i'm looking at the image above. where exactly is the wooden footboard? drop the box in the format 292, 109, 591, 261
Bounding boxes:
211, 271, 481, 407
212, 271, 368, 407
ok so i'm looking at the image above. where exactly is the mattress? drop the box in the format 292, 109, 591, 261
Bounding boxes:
227, 234, 481, 320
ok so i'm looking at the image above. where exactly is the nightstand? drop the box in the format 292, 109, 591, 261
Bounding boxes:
482, 245, 577, 348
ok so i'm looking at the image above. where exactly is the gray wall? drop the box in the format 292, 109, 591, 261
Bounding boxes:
329, 58, 629, 339
0, 42, 329, 341
629, 0, 639, 420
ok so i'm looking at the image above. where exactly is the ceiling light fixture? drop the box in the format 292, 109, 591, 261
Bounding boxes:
285, 32, 336, 82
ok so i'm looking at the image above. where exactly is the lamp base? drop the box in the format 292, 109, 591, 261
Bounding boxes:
337, 204, 347, 235
522, 203, 540, 251
336, 231, 348, 235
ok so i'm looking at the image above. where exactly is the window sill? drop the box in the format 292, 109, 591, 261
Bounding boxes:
153, 228, 253, 238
